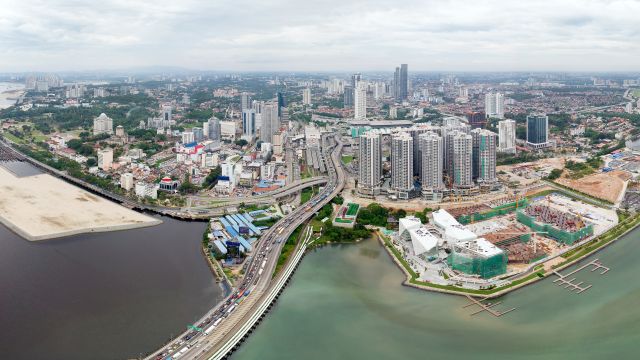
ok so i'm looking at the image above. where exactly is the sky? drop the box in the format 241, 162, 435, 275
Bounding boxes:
0, 0, 639, 72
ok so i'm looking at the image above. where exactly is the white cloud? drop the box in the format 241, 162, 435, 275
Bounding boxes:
0, 0, 638, 71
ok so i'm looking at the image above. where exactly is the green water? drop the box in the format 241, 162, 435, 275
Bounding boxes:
232, 231, 640, 360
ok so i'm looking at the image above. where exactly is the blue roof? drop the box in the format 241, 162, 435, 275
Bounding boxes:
236, 236, 252, 252
242, 213, 254, 222
213, 240, 227, 254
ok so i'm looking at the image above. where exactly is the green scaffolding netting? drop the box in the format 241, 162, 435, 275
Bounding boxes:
447, 251, 508, 279
516, 210, 593, 245
457, 198, 530, 225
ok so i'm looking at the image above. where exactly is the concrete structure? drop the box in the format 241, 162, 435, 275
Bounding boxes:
354, 82, 367, 120
485, 92, 505, 119
527, 114, 549, 148
452, 132, 473, 188
358, 132, 382, 194
448, 238, 507, 279
390, 132, 414, 199
162, 105, 172, 122
272, 132, 284, 155
120, 172, 134, 191
93, 113, 113, 135
206, 117, 221, 141
471, 129, 497, 183
242, 109, 256, 140
260, 104, 279, 143
498, 119, 517, 153
393, 64, 408, 101
241, 92, 251, 111
220, 121, 237, 141
135, 181, 158, 199
419, 131, 444, 200
97, 148, 113, 171
182, 131, 195, 144
115, 125, 125, 138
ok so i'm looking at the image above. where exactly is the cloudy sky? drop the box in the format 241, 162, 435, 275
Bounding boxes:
1, 0, 639, 72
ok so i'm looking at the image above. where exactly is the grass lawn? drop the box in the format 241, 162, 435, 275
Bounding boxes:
2, 132, 24, 144
632, 89, 640, 98
300, 186, 317, 205
341, 155, 354, 164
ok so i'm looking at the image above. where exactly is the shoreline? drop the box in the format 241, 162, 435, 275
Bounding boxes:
0, 214, 162, 241
376, 213, 640, 299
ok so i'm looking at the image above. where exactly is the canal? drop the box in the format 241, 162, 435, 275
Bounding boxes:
0, 216, 224, 359
232, 230, 640, 360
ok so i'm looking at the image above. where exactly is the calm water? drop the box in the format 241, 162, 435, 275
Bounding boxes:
0, 216, 224, 360
0, 82, 24, 109
232, 231, 640, 360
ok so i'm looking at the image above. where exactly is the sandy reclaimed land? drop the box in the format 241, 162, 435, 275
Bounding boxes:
0, 167, 161, 241
555, 170, 629, 204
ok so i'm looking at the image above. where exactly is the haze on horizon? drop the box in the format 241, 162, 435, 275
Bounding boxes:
1, 0, 639, 73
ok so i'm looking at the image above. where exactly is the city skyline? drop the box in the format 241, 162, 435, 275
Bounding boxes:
1, 0, 640, 72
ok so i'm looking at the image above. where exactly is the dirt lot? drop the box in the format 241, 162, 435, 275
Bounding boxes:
555, 170, 630, 203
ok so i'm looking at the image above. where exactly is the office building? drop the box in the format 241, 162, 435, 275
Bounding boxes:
358, 132, 382, 193
192, 127, 204, 142
93, 113, 113, 135
354, 82, 367, 120
302, 88, 312, 105
452, 132, 473, 188
115, 125, 125, 138
343, 85, 354, 108
242, 109, 256, 140
471, 129, 497, 183
390, 132, 414, 199
162, 104, 172, 122
485, 92, 505, 119
260, 104, 279, 143
241, 92, 251, 111
135, 182, 158, 200
526, 114, 549, 148
419, 132, 444, 198
393, 64, 408, 101
220, 121, 236, 141
498, 119, 517, 153
97, 148, 114, 171
272, 132, 284, 155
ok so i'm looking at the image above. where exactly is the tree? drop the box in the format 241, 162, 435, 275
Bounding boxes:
546, 168, 563, 180
235, 139, 248, 147
86, 158, 97, 167
203, 166, 222, 188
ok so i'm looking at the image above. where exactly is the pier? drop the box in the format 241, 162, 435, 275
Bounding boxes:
463, 295, 516, 317
552, 258, 610, 294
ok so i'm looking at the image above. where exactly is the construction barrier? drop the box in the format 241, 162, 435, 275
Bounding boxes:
516, 210, 593, 245
447, 251, 508, 279
457, 199, 530, 225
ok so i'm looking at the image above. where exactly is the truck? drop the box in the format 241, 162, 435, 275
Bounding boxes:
204, 325, 215, 335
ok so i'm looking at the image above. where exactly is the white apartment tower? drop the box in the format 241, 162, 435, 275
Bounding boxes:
390, 132, 414, 199
354, 82, 367, 120
419, 132, 444, 199
452, 132, 473, 188
471, 129, 497, 183
93, 113, 113, 135
302, 88, 312, 105
498, 119, 517, 153
358, 132, 382, 193
485, 92, 505, 119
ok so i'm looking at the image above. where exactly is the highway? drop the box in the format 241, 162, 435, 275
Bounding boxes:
145, 133, 345, 360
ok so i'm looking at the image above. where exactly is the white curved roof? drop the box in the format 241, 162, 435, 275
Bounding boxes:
433, 209, 460, 229
445, 224, 477, 243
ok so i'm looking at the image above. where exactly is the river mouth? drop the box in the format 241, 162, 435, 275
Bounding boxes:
230, 232, 640, 360
0, 216, 225, 360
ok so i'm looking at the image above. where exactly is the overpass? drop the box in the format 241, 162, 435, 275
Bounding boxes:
144, 134, 345, 360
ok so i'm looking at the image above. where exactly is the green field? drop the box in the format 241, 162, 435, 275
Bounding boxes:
2, 132, 24, 144
632, 89, 640, 98
345, 203, 359, 216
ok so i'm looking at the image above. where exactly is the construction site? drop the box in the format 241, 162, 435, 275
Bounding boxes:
388, 191, 618, 290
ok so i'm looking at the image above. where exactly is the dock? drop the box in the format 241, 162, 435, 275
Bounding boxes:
463, 295, 516, 317
552, 258, 610, 294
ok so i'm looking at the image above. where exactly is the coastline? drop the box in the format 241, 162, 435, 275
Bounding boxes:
376, 213, 640, 299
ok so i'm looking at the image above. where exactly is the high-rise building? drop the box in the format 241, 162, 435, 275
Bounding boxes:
192, 127, 204, 142
205, 117, 221, 141
277, 92, 286, 117
182, 131, 195, 144
93, 113, 113, 135
443, 123, 470, 176
526, 114, 549, 148
242, 109, 256, 140
485, 92, 505, 119
471, 129, 497, 183
241, 92, 251, 111
391, 133, 414, 199
419, 132, 444, 198
354, 82, 367, 120
343, 85, 354, 108
162, 104, 172, 122
97, 148, 114, 171
400, 64, 408, 100
393, 67, 400, 100
302, 88, 312, 105
452, 132, 473, 188
465, 111, 487, 129
408, 125, 435, 179
272, 132, 284, 155
260, 104, 279, 143
358, 132, 382, 193
498, 119, 517, 153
